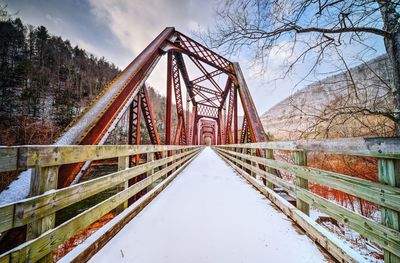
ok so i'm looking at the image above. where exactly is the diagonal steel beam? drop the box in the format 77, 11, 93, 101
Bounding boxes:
191, 69, 223, 84
174, 52, 196, 106
193, 84, 222, 97
225, 83, 235, 144
233, 63, 268, 143
172, 52, 187, 145
188, 56, 223, 92
139, 85, 162, 158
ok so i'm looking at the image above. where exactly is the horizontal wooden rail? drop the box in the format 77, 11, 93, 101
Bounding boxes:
216, 147, 400, 212
0, 144, 199, 172
214, 137, 400, 262
0, 144, 202, 262
0, 149, 198, 233
217, 149, 295, 194
216, 152, 358, 262
216, 148, 400, 257
221, 137, 400, 159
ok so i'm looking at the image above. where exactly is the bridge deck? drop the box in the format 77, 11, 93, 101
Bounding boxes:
87, 147, 329, 262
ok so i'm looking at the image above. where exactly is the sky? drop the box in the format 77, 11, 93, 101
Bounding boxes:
3, 0, 386, 115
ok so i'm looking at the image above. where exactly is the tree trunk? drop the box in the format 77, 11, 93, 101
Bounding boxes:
379, 0, 400, 136
391, 31, 400, 136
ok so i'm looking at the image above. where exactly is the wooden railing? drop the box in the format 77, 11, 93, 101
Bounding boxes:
214, 137, 400, 263
0, 144, 202, 262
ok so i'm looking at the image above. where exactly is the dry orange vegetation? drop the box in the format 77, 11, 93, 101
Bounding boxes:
53, 212, 116, 261
308, 153, 380, 219
274, 150, 380, 220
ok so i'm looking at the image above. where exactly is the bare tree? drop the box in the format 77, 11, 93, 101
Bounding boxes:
204, 0, 400, 135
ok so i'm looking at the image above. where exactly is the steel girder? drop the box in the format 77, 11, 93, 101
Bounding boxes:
129, 94, 141, 147
233, 63, 267, 144
171, 52, 187, 145
225, 82, 235, 144
199, 119, 216, 145
191, 69, 223, 84
56, 27, 267, 188
57, 28, 175, 187
197, 104, 219, 119
233, 86, 238, 144
170, 32, 234, 75
240, 117, 248, 144
139, 86, 162, 158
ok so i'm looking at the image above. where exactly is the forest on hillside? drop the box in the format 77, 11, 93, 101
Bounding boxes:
0, 9, 121, 145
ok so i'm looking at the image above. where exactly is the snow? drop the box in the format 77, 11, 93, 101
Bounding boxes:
60, 154, 197, 262
0, 169, 32, 205
309, 207, 383, 262
55, 60, 140, 145
87, 147, 328, 263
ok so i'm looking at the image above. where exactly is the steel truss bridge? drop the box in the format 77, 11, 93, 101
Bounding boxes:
0, 28, 399, 263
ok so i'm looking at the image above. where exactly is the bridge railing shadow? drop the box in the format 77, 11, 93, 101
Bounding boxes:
214, 137, 400, 263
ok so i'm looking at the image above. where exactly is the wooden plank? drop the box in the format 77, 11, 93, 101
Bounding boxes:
0, 148, 19, 172
216, 151, 358, 263
0, 145, 199, 172
217, 147, 400, 212
0, 204, 14, 235
0, 151, 198, 263
250, 148, 257, 178
68, 149, 201, 262
215, 149, 295, 195
297, 188, 400, 257
378, 158, 400, 262
265, 149, 274, 189
0, 149, 197, 233
115, 156, 130, 213
146, 152, 156, 190
294, 151, 309, 216
219, 137, 400, 159
26, 165, 59, 262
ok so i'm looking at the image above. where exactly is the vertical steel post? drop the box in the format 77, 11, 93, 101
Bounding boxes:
233, 85, 238, 144
166, 52, 172, 145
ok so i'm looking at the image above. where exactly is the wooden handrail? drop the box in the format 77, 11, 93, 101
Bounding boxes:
0, 144, 199, 172
219, 137, 400, 159
214, 138, 400, 261
0, 144, 202, 263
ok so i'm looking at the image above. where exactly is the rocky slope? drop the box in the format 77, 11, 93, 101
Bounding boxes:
260, 55, 393, 140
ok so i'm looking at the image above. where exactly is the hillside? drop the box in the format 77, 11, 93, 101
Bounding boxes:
261, 55, 395, 140
0, 11, 175, 147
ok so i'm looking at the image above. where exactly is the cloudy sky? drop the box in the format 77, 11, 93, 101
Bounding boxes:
3, 0, 386, 115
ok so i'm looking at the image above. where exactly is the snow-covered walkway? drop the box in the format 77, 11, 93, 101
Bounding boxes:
88, 147, 329, 263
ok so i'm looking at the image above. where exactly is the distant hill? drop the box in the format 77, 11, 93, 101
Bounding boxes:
260, 55, 394, 140
0, 9, 176, 146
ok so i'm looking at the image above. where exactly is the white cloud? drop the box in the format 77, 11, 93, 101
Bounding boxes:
88, 0, 216, 56
87, 0, 218, 98
45, 14, 63, 25
75, 38, 105, 58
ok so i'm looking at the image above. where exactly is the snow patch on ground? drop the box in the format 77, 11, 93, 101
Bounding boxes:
0, 169, 31, 205
310, 207, 383, 262
88, 147, 328, 263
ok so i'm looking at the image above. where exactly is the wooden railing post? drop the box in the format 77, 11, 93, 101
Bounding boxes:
294, 151, 310, 216
27, 165, 59, 262
240, 148, 245, 169
147, 152, 155, 190
265, 149, 274, 189
116, 156, 129, 213
378, 158, 400, 263
250, 148, 257, 178
162, 150, 168, 171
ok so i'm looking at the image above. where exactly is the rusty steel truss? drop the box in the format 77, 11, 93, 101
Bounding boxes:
56, 27, 268, 188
